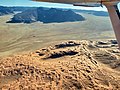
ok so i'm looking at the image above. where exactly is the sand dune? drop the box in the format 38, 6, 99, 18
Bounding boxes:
0, 40, 120, 90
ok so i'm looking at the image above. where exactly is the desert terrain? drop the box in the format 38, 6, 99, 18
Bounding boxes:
0, 40, 120, 90
0, 12, 120, 90
0, 13, 114, 57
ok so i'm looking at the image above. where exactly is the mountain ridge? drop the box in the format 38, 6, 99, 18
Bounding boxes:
7, 7, 85, 23
0, 6, 14, 16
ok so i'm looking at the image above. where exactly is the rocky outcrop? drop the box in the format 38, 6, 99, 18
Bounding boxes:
8, 8, 38, 23
0, 40, 120, 90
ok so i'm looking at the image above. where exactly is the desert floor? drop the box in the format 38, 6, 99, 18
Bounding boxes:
0, 13, 120, 90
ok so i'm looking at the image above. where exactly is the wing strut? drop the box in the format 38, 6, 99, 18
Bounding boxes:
105, 3, 120, 48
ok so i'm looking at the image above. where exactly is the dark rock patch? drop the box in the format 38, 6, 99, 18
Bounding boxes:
110, 40, 118, 44
45, 50, 78, 59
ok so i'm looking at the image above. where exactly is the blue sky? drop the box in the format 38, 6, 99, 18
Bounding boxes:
0, 0, 119, 11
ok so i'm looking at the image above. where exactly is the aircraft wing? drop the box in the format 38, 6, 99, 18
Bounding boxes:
73, 3, 101, 7
32, 0, 120, 7
32, 0, 113, 4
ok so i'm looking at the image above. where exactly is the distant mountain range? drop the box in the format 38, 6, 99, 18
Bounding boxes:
73, 9, 109, 17
8, 7, 85, 23
0, 6, 109, 23
0, 6, 14, 16
9, 7, 36, 12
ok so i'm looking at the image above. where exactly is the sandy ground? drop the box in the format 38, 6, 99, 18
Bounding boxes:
0, 40, 120, 90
